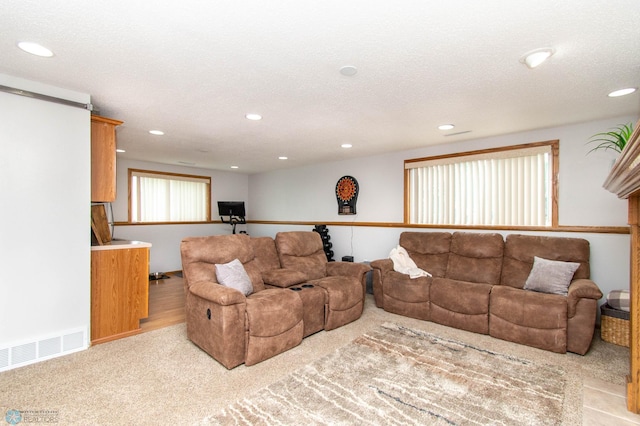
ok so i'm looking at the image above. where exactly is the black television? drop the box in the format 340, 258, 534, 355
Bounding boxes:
218, 202, 246, 234
217, 201, 245, 219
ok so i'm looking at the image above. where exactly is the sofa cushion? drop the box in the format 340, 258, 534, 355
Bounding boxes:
245, 289, 304, 366
491, 285, 567, 329
311, 275, 364, 330
245, 289, 303, 336
445, 232, 504, 285
312, 275, 362, 311
430, 278, 492, 334
262, 269, 308, 288
399, 232, 451, 278
500, 234, 590, 289
276, 231, 327, 280
251, 236, 282, 272
215, 258, 253, 296
380, 271, 431, 320
524, 256, 580, 296
383, 271, 431, 303
181, 234, 253, 285
490, 285, 567, 353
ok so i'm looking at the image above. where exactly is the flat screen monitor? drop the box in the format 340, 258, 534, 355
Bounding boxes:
217, 201, 245, 219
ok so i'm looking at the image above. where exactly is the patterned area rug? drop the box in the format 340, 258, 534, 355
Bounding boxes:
206, 323, 571, 425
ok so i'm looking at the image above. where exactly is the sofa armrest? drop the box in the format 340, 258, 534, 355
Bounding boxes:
326, 261, 371, 281
370, 259, 393, 276
567, 278, 603, 317
189, 280, 247, 306
262, 269, 308, 288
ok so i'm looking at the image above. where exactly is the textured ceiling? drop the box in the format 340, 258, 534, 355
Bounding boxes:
1, 0, 639, 174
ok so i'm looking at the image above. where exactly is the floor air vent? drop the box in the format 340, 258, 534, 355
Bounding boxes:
0, 328, 87, 372
0, 348, 8, 369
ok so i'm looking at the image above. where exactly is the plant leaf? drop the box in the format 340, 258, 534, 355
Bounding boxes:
586, 123, 634, 154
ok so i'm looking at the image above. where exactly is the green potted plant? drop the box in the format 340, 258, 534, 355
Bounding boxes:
588, 123, 634, 154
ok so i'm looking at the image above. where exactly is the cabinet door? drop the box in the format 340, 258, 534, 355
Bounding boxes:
91, 247, 149, 344
91, 115, 122, 202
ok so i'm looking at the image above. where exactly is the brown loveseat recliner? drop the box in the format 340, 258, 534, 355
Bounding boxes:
181, 234, 304, 369
180, 231, 370, 369
371, 231, 603, 355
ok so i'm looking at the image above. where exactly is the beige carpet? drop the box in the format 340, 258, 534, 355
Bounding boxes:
0, 296, 630, 425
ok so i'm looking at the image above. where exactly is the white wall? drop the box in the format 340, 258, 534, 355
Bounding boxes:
248, 116, 639, 302
111, 159, 249, 272
0, 74, 91, 349
108, 116, 637, 301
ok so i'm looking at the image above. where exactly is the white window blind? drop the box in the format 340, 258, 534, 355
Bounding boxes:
406, 144, 554, 227
130, 169, 210, 223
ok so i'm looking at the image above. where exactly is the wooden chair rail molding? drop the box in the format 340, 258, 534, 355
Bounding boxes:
114, 220, 629, 234
603, 118, 640, 414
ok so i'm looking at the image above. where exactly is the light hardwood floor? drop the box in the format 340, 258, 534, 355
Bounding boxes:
140, 272, 186, 332
139, 273, 640, 424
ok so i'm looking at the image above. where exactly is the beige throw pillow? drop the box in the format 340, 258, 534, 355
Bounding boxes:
215, 258, 253, 296
524, 256, 580, 296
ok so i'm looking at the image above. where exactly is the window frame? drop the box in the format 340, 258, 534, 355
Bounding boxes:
404, 140, 559, 228
128, 168, 212, 224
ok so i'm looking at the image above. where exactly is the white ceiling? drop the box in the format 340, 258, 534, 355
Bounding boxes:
2, 1, 639, 174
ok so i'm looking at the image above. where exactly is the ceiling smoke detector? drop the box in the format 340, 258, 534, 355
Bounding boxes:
339, 66, 357, 77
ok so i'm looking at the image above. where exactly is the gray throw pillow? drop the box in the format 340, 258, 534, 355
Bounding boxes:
215, 258, 253, 296
524, 256, 580, 296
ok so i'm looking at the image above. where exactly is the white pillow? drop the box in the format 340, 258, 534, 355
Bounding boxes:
215, 259, 253, 296
524, 256, 580, 296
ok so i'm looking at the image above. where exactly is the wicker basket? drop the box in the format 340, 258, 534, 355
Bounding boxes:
600, 303, 630, 347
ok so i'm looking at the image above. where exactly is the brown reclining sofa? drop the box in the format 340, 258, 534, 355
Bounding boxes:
370, 231, 603, 355
180, 231, 370, 369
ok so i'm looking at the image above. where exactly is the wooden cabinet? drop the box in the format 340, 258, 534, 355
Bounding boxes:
603, 118, 640, 413
91, 115, 122, 202
91, 243, 150, 344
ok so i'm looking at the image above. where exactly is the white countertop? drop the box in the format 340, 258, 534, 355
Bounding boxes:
91, 240, 152, 251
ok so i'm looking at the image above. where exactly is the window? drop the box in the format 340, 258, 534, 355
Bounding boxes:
405, 141, 558, 227
129, 169, 211, 223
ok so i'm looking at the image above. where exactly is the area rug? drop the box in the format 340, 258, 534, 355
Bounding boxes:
206, 322, 575, 425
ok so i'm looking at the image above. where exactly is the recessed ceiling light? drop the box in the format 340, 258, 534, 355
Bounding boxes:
116, 149, 126, 153
149, 130, 164, 135
438, 124, 455, 130
245, 113, 262, 120
608, 88, 637, 97
520, 48, 555, 69
340, 66, 358, 77
230, 166, 239, 169
341, 143, 353, 149
17, 41, 54, 57
278, 156, 288, 160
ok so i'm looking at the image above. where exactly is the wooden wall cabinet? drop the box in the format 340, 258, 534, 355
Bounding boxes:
91, 243, 150, 344
91, 115, 122, 202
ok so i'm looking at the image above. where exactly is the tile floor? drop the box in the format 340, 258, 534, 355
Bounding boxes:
584, 377, 640, 425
